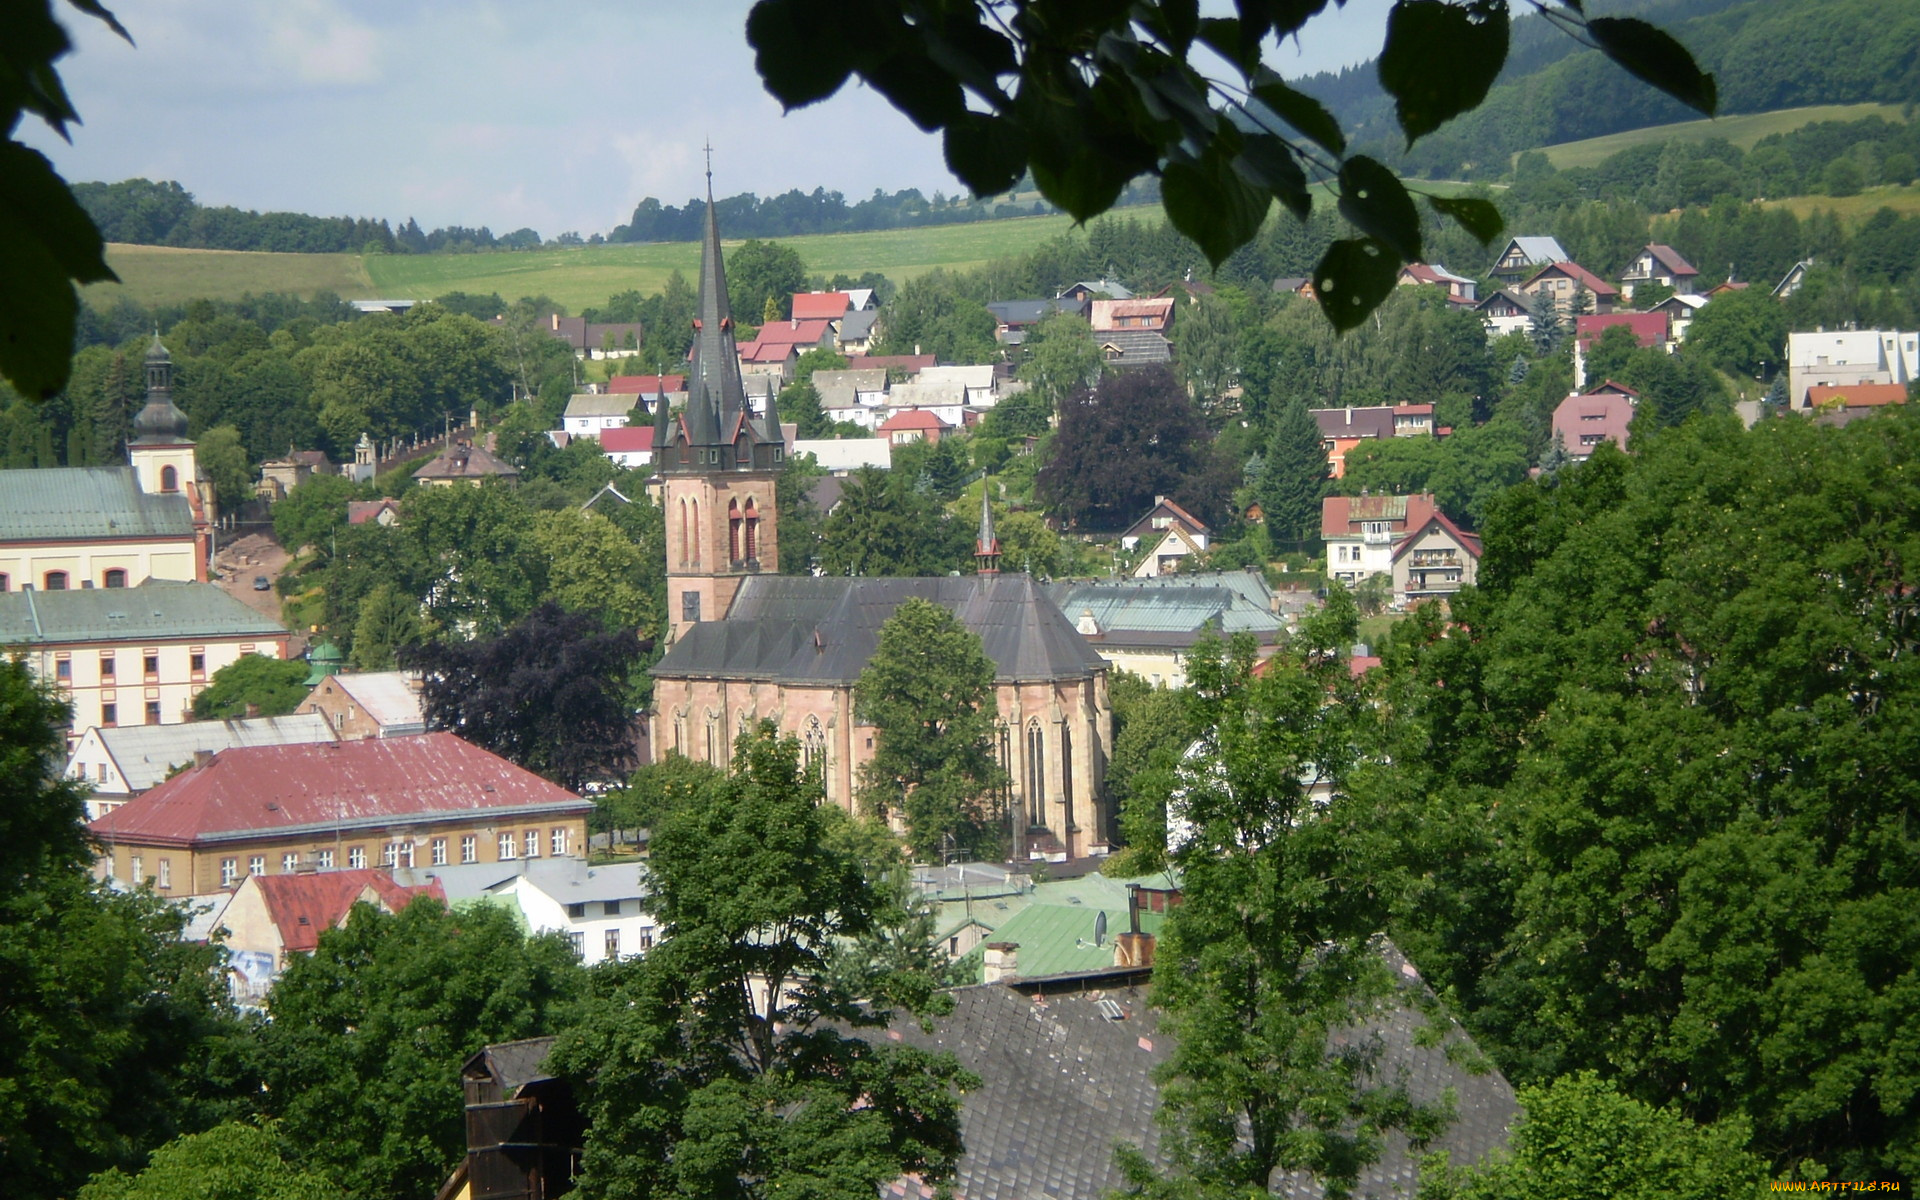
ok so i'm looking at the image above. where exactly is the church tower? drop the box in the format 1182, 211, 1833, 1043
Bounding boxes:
128, 336, 217, 577
657, 176, 786, 642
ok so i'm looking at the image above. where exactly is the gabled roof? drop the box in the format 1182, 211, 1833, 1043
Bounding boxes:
1584, 379, 1641, 398
986, 298, 1087, 326
738, 340, 800, 364
1495, 235, 1567, 265
1400, 262, 1475, 287
1120, 497, 1210, 542
653, 574, 1107, 686
877, 408, 950, 432
309, 669, 425, 732
77, 713, 338, 794
1805, 383, 1908, 409
1391, 511, 1483, 562
845, 354, 936, 374
1649, 293, 1710, 314
598, 427, 655, 453
1575, 311, 1668, 348
1521, 261, 1619, 298
251, 869, 444, 955
347, 498, 402, 526
0, 580, 285, 645
1063, 279, 1134, 299
1097, 329, 1172, 362
753, 318, 834, 347
564, 392, 640, 419
836, 308, 879, 341
1638, 243, 1697, 276
1322, 493, 1439, 538
1091, 297, 1175, 331
1311, 406, 1397, 440
607, 374, 687, 395
1474, 286, 1533, 314
89, 732, 590, 848
0, 466, 196, 543
791, 291, 851, 321
413, 441, 519, 482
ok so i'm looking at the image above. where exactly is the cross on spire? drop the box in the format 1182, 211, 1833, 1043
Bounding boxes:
703, 140, 713, 190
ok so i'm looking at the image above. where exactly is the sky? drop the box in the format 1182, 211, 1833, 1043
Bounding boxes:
24, 0, 1394, 241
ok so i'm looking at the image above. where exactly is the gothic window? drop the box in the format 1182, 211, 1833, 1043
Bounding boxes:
678, 498, 689, 567
743, 497, 759, 562
1060, 722, 1074, 825
682, 590, 701, 623
704, 710, 721, 764
1026, 719, 1046, 826
673, 709, 687, 754
803, 716, 826, 794
691, 498, 700, 563
728, 498, 742, 562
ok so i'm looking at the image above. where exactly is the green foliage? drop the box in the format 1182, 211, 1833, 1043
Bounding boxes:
549, 725, 973, 1200
529, 507, 661, 635
0, 657, 89, 884
194, 424, 254, 510
874, 269, 998, 363
77, 1121, 339, 1200
1101, 671, 1198, 875
1340, 419, 1531, 529
191, 654, 311, 720
272, 472, 359, 555
1416, 1073, 1768, 1200
856, 599, 1007, 859
1257, 397, 1329, 546
1682, 284, 1788, 378
817, 466, 970, 577
724, 239, 806, 328
259, 901, 583, 1200
1038, 365, 1235, 531
596, 753, 727, 837
1015, 310, 1101, 418
348, 582, 422, 671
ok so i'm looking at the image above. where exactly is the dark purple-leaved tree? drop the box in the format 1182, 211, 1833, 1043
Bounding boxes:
1037, 364, 1236, 532
400, 602, 650, 791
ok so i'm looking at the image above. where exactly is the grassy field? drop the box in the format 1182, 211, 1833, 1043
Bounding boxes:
1760, 183, 1920, 223
84, 244, 376, 309
1535, 103, 1908, 170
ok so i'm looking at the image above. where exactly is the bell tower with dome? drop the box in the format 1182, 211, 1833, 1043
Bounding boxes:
127, 335, 217, 573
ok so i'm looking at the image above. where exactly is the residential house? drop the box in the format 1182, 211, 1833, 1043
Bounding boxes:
918, 364, 999, 407
597, 427, 655, 468
1397, 262, 1478, 305
877, 408, 951, 445
88, 732, 594, 896
1572, 311, 1670, 387
1518, 261, 1619, 316
347, 498, 402, 527
217, 868, 444, 1004
1322, 492, 1440, 587
1059, 279, 1133, 302
1802, 382, 1908, 412
350, 299, 416, 316
256, 448, 334, 501
1487, 235, 1569, 285
1773, 260, 1813, 300
834, 307, 879, 355
790, 291, 851, 322
0, 337, 213, 592
1391, 512, 1483, 603
607, 373, 687, 396
791, 438, 892, 474
748, 317, 835, 357
1551, 382, 1639, 460
0, 581, 289, 738
559, 392, 644, 440
392, 857, 656, 965
1048, 570, 1283, 686
495, 313, 645, 360
413, 438, 520, 487
296, 669, 427, 739
1620, 244, 1699, 298
1310, 406, 1401, 479
737, 339, 799, 379
1648, 293, 1711, 341
883, 379, 969, 426
1119, 495, 1210, 555
845, 353, 936, 376
1393, 403, 1435, 436
1475, 287, 1534, 338
1705, 279, 1749, 298
986, 297, 1088, 348
811, 368, 890, 423
1271, 275, 1317, 300
1787, 328, 1919, 408
65, 712, 338, 820
1096, 329, 1173, 366
1091, 297, 1175, 335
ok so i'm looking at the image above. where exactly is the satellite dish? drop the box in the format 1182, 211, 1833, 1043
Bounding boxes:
1094, 910, 1108, 947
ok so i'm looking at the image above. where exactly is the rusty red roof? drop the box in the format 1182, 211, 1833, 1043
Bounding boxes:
791, 292, 851, 320
1391, 511, 1483, 562
1576, 312, 1668, 349
753, 318, 833, 347
877, 408, 950, 431
1523, 261, 1619, 298
254, 869, 445, 955
599, 426, 655, 452
89, 732, 590, 848
608, 374, 686, 395
1322, 492, 1438, 538
738, 340, 798, 363
1644, 244, 1697, 276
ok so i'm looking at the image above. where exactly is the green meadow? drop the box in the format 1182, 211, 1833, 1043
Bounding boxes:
1533, 102, 1908, 170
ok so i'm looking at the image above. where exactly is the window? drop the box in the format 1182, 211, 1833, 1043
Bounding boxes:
221, 859, 237, 887
603, 900, 622, 917
568, 932, 586, 958
567, 902, 587, 919
249, 855, 265, 876
100, 653, 115, 679
381, 843, 398, 867
160, 464, 178, 491
461, 835, 477, 863
0, 573, 8, 591
43, 570, 68, 590
190, 653, 205, 675
637, 932, 654, 951
157, 858, 171, 889
103, 568, 127, 588
397, 841, 415, 868
550, 827, 568, 856
96, 763, 106, 782
130, 854, 143, 883
431, 838, 447, 866
143, 654, 159, 677
682, 590, 701, 623
316, 849, 334, 868
55, 658, 71, 681
1026, 721, 1046, 826
524, 829, 540, 858
499, 833, 517, 860
144, 701, 161, 724
279, 852, 299, 872
348, 845, 366, 869
604, 929, 621, 959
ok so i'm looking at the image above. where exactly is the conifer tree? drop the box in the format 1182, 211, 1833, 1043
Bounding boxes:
1256, 397, 1328, 549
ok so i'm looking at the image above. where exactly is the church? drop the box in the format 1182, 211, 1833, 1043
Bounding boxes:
646, 185, 1114, 859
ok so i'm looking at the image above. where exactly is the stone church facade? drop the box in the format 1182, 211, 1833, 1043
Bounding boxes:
647, 186, 1112, 858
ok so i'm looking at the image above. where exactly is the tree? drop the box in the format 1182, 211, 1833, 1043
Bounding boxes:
548, 726, 974, 1200
817, 466, 969, 577
348, 582, 423, 671
1256, 396, 1328, 546
1124, 619, 1447, 1200
1173, 292, 1238, 412
191, 654, 311, 720
1101, 670, 1198, 875
1683, 284, 1787, 379
529, 507, 661, 636
856, 598, 1007, 858
272, 472, 358, 556
76, 1122, 337, 1200
1527, 291, 1563, 353
258, 900, 583, 1200
401, 601, 648, 790
748, 0, 1713, 331
1417, 1074, 1768, 1200
874, 270, 998, 363
596, 753, 727, 838
1016, 310, 1102, 418
725, 239, 806, 327
399, 482, 548, 637
1039, 365, 1234, 530
194, 424, 255, 511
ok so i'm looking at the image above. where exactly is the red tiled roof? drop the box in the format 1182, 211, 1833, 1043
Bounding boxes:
791, 292, 851, 320
347, 498, 401, 525
877, 408, 950, 431
607, 374, 686, 395
1576, 312, 1668, 349
753, 318, 833, 347
1523, 261, 1620, 298
1586, 379, 1641, 398
599, 427, 655, 452
1321, 492, 1438, 538
739, 340, 798, 364
1391, 511, 1483, 562
89, 732, 590, 848
255, 870, 445, 955
1806, 383, 1908, 409
1392, 404, 1434, 416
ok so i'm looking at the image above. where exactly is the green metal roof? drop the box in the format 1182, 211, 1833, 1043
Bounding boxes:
0, 581, 286, 645
945, 869, 1181, 983
0, 467, 195, 542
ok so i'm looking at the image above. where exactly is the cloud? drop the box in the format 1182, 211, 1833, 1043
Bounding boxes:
266, 1, 382, 86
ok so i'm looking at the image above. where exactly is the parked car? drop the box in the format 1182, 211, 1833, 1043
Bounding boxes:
252, 575, 271, 591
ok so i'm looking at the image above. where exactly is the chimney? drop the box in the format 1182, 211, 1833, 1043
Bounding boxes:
193, 749, 214, 769
1114, 886, 1155, 967
244, 703, 261, 718
982, 941, 1021, 984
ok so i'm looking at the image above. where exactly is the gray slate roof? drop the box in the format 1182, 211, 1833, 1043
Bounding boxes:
564, 393, 641, 419
0, 580, 286, 645
987, 298, 1088, 327
1047, 579, 1283, 643
0, 466, 195, 542
88, 713, 338, 792
838, 308, 879, 340
1098, 329, 1172, 364
652, 574, 1108, 685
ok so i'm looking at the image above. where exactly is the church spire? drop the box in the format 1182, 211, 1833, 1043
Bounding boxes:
975, 490, 1001, 575
131, 334, 189, 444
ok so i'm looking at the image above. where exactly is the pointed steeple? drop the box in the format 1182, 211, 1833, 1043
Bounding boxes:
975, 490, 1001, 575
